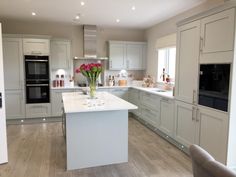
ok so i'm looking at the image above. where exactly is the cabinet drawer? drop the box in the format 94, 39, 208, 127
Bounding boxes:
26, 103, 51, 118
141, 105, 159, 127
141, 92, 160, 111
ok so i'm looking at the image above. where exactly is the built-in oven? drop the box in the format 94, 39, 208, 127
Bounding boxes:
25, 55, 49, 80
26, 80, 50, 104
199, 64, 230, 112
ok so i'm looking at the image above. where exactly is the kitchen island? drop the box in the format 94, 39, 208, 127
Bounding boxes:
62, 92, 137, 170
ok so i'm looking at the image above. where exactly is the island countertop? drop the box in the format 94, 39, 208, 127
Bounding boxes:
62, 91, 137, 114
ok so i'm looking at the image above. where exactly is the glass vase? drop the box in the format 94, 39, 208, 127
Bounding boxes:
87, 77, 97, 99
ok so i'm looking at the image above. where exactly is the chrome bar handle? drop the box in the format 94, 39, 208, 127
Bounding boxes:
200, 37, 204, 52
196, 108, 200, 122
193, 90, 197, 105
192, 106, 195, 121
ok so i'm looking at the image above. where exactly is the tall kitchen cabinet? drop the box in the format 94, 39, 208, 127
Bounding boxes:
2, 38, 25, 119
175, 2, 236, 167
109, 41, 147, 70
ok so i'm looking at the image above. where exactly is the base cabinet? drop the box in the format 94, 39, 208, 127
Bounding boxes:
51, 89, 74, 117
174, 101, 198, 147
109, 88, 128, 100
198, 106, 228, 163
141, 105, 160, 127
159, 98, 174, 137
26, 103, 51, 118
174, 100, 228, 164
128, 88, 141, 117
5, 90, 25, 119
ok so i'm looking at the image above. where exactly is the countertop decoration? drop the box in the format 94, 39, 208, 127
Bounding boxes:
75, 63, 103, 98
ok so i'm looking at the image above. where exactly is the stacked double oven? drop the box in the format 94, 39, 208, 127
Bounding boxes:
25, 55, 50, 104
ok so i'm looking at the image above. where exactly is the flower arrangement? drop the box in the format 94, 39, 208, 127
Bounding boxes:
76, 63, 103, 98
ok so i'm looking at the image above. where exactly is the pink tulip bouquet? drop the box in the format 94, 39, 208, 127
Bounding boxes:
76, 63, 103, 98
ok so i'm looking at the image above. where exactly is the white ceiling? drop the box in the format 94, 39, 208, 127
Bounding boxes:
0, 0, 206, 29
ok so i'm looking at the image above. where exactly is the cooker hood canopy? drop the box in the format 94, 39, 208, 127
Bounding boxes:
75, 25, 108, 60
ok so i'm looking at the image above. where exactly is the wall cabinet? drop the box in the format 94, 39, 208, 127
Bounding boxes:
159, 98, 174, 137
26, 103, 51, 118
5, 90, 25, 119
109, 42, 125, 70
51, 40, 71, 70
126, 44, 143, 70
200, 8, 235, 63
23, 38, 50, 55
109, 41, 146, 70
175, 21, 200, 104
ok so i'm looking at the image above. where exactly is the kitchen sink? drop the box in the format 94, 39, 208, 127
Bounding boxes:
154, 90, 166, 92
147, 88, 167, 92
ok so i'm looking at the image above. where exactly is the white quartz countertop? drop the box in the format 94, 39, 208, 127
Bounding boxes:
62, 92, 137, 114
53, 85, 174, 99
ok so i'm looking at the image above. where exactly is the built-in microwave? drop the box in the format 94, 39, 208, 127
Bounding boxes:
198, 64, 230, 112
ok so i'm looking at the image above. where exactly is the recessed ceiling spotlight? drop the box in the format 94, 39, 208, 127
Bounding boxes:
116, 19, 120, 23
81, 1, 85, 6
132, 6, 136, 10
75, 15, 80, 19
31, 12, 36, 16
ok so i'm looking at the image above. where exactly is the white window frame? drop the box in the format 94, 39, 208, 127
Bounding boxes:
157, 46, 176, 83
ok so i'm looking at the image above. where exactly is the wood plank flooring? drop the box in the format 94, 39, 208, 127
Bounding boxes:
0, 118, 193, 177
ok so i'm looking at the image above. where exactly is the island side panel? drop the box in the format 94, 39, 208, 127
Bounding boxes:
66, 110, 128, 170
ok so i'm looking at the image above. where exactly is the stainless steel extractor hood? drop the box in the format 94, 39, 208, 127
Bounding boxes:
75, 25, 108, 60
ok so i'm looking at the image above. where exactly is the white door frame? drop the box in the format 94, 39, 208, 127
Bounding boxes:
0, 23, 8, 164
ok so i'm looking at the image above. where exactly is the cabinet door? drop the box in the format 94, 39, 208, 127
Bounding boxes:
51, 91, 63, 117
175, 101, 197, 147
126, 44, 142, 70
128, 89, 141, 116
5, 90, 25, 119
51, 40, 71, 70
3, 38, 23, 90
26, 103, 51, 118
110, 88, 128, 100
200, 8, 235, 63
141, 92, 160, 111
159, 98, 174, 137
109, 42, 125, 70
175, 21, 200, 104
51, 89, 75, 117
23, 38, 50, 55
141, 105, 160, 127
197, 107, 228, 164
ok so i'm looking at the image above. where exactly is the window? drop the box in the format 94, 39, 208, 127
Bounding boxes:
157, 47, 176, 83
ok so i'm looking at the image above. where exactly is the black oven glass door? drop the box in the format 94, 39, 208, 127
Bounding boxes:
199, 64, 230, 112
25, 56, 49, 80
26, 84, 50, 103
